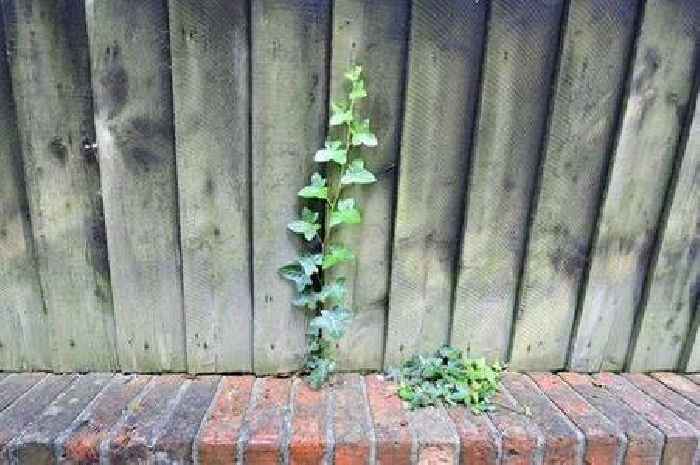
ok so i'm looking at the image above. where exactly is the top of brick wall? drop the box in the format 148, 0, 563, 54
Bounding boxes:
0, 371, 698, 465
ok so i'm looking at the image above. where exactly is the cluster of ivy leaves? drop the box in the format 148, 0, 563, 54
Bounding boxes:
394, 346, 503, 411
279, 66, 378, 388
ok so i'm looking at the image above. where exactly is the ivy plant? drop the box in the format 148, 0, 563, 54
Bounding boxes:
394, 346, 503, 412
279, 65, 377, 388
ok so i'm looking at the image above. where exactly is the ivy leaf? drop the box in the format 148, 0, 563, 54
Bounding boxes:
307, 357, 335, 389
349, 79, 367, 101
314, 140, 347, 165
341, 159, 377, 185
330, 100, 353, 126
344, 65, 362, 82
287, 207, 320, 241
322, 245, 355, 269
278, 263, 312, 292
292, 290, 320, 310
330, 198, 361, 229
318, 277, 347, 304
298, 173, 328, 199
351, 119, 378, 147
309, 307, 353, 341
298, 253, 323, 276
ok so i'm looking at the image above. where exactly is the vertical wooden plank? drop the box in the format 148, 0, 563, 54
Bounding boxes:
451, 0, 565, 364
384, 0, 487, 367
570, 0, 699, 372
86, 0, 186, 372
685, 309, 700, 372
168, 0, 252, 373
628, 90, 698, 372
0, 5, 48, 371
251, 0, 330, 373
508, 1, 641, 369
2, 0, 116, 371
328, 0, 410, 370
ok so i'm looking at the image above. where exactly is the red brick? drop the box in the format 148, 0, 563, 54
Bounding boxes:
593, 373, 698, 465
487, 384, 544, 465
333, 374, 372, 465
103, 375, 186, 465
504, 373, 583, 465
447, 405, 500, 465
560, 373, 663, 465
0, 374, 75, 453
289, 379, 330, 465
365, 375, 412, 465
196, 376, 255, 465
8, 374, 112, 465
153, 376, 220, 465
58, 374, 151, 465
529, 373, 623, 465
0, 373, 46, 411
624, 374, 700, 430
651, 373, 700, 406
409, 406, 459, 465
244, 377, 292, 465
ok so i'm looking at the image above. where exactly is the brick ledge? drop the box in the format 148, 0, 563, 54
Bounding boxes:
0, 372, 698, 464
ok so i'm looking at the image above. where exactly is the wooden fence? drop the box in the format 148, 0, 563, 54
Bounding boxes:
0, 0, 698, 374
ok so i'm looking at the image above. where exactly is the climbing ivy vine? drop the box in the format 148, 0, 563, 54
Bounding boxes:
279, 65, 377, 388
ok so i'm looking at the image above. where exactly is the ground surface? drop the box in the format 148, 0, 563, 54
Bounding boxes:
0, 371, 698, 465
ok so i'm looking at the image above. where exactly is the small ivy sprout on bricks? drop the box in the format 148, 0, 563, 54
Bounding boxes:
393, 345, 503, 412
279, 65, 378, 388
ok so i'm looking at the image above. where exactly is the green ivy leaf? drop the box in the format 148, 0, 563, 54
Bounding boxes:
314, 140, 347, 165
341, 159, 377, 185
292, 290, 319, 310
287, 207, 320, 241
344, 65, 362, 82
349, 79, 367, 101
351, 119, 378, 147
318, 277, 347, 304
330, 100, 353, 126
307, 356, 335, 389
309, 307, 353, 341
298, 253, 323, 276
278, 263, 312, 292
330, 198, 361, 228
298, 173, 328, 199
322, 245, 355, 269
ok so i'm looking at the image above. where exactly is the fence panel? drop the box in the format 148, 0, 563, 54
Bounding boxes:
454, 0, 565, 365
508, 0, 640, 370
3, 0, 117, 371
251, 0, 331, 374
0, 0, 696, 374
328, 0, 410, 371
86, 0, 186, 372
385, 0, 487, 367
0, 3, 48, 371
570, 0, 699, 372
629, 90, 699, 372
169, 0, 253, 373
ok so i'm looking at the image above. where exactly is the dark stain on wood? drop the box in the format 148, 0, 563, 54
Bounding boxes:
100, 43, 128, 119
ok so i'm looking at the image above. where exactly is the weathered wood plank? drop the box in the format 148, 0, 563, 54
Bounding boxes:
628, 91, 699, 371
509, 0, 641, 370
385, 0, 488, 367
685, 310, 700, 372
570, 0, 699, 372
328, 0, 410, 371
0, 373, 46, 412
3, 0, 117, 372
0, 3, 48, 371
251, 0, 331, 374
453, 0, 565, 364
168, 0, 252, 373
86, 0, 186, 372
